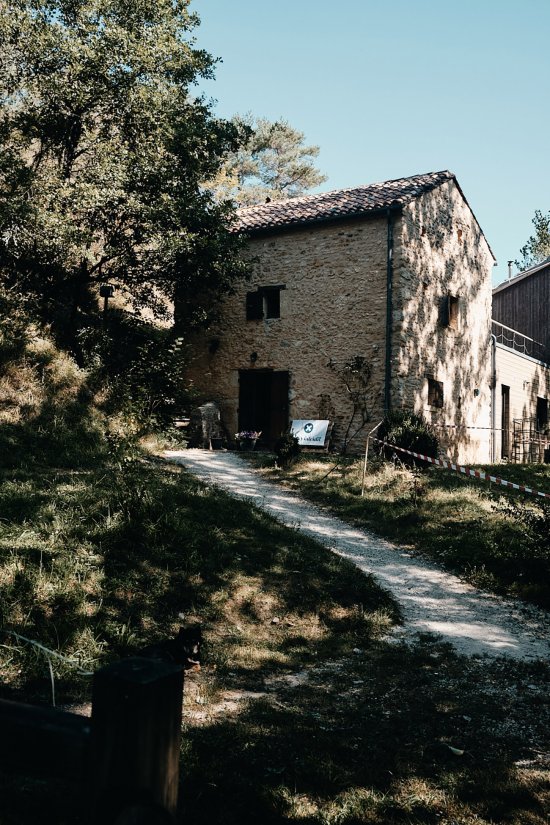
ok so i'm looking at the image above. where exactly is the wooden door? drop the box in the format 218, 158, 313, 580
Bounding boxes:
269, 371, 289, 443
238, 371, 289, 445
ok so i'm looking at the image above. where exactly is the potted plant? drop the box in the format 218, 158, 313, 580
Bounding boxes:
235, 430, 261, 451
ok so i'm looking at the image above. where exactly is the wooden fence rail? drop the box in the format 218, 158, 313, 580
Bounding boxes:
0, 657, 184, 824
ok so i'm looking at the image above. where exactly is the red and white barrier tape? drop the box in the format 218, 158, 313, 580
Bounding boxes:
428, 422, 548, 434
372, 438, 550, 500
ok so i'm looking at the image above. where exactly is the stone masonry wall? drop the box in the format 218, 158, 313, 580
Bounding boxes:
186, 216, 390, 451
186, 180, 495, 461
394, 181, 495, 463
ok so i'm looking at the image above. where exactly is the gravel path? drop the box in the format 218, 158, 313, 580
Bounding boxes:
165, 449, 550, 662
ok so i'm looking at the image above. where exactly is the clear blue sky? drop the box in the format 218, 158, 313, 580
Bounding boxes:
191, 0, 549, 286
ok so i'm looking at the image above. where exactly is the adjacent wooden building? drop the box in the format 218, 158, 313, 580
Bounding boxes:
491, 259, 550, 462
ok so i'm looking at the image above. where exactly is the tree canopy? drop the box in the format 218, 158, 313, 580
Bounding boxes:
208, 115, 327, 206
0, 0, 248, 342
516, 209, 550, 271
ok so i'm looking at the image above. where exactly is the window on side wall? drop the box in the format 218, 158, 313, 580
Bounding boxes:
427, 377, 444, 408
245, 285, 285, 320
440, 294, 459, 329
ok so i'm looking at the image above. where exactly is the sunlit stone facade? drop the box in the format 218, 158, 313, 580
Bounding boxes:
186, 173, 495, 462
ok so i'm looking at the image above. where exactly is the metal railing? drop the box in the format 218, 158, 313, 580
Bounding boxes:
492, 320, 547, 362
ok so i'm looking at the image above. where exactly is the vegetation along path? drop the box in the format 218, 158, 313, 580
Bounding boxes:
166, 450, 549, 661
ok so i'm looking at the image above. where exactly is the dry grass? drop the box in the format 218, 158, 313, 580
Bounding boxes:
248, 453, 550, 608
1, 319, 548, 825
0, 450, 548, 824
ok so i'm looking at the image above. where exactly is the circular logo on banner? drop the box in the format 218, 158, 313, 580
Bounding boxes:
304, 423, 314, 433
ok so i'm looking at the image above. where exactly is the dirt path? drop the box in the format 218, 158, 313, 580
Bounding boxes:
166, 449, 550, 662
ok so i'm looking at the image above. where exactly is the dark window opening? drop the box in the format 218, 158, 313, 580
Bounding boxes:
263, 287, 281, 319
501, 385, 510, 458
536, 397, 548, 432
427, 377, 444, 408
440, 294, 459, 329
246, 285, 285, 320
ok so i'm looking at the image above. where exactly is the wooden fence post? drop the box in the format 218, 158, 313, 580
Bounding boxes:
90, 657, 184, 824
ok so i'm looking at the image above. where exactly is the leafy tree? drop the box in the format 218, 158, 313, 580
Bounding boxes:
516, 210, 550, 271
208, 115, 327, 206
0, 0, 248, 349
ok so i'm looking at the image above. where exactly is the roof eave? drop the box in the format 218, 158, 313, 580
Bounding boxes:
234, 203, 404, 238
493, 259, 550, 294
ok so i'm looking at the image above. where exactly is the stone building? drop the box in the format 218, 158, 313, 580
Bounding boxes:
186, 170, 496, 462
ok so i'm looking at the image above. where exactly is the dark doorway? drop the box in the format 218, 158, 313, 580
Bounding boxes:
501, 385, 510, 458
238, 371, 289, 446
536, 396, 548, 432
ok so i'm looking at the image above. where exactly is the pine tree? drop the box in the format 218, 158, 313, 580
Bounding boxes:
209, 115, 327, 206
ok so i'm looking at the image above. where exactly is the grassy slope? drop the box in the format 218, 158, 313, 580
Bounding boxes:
0, 451, 398, 823
0, 331, 548, 824
0, 449, 548, 824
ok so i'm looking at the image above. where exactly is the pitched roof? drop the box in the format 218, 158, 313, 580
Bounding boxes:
235, 170, 455, 233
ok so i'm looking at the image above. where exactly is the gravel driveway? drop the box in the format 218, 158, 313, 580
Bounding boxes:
165, 449, 550, 662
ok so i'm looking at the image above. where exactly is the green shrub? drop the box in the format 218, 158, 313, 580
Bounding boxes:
77, 310, 195, 430
376, 410, 438, 468
274, 432, 301, 469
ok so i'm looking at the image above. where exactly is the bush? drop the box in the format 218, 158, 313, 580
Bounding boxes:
376, 410, 438, 468
77, 310, 194, 430
274, 432, 301, 469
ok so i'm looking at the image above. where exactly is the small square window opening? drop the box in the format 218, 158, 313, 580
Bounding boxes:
428, 377, 444, 408
246, 285, 285, 320
448, 295, 459, 329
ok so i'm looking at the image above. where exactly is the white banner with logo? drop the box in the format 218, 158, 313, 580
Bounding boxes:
290, 419, 330, 446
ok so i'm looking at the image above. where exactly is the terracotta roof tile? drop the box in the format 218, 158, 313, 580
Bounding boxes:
234, 170, 455, 233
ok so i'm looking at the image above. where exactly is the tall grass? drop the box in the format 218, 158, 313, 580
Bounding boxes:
252, 454, 550, 607
1, 318, 548, 825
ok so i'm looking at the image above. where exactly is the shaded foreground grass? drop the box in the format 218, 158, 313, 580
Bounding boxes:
0, 450, 394, 821
182, 644, 549, 825
1, 451, 549, 824
250, 454, 550, 609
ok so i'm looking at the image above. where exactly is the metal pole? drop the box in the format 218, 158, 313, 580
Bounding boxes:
361, 420, 383, 497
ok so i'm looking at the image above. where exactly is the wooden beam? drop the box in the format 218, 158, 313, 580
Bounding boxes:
90, 657, 184, 824
0, 698, 91, 780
